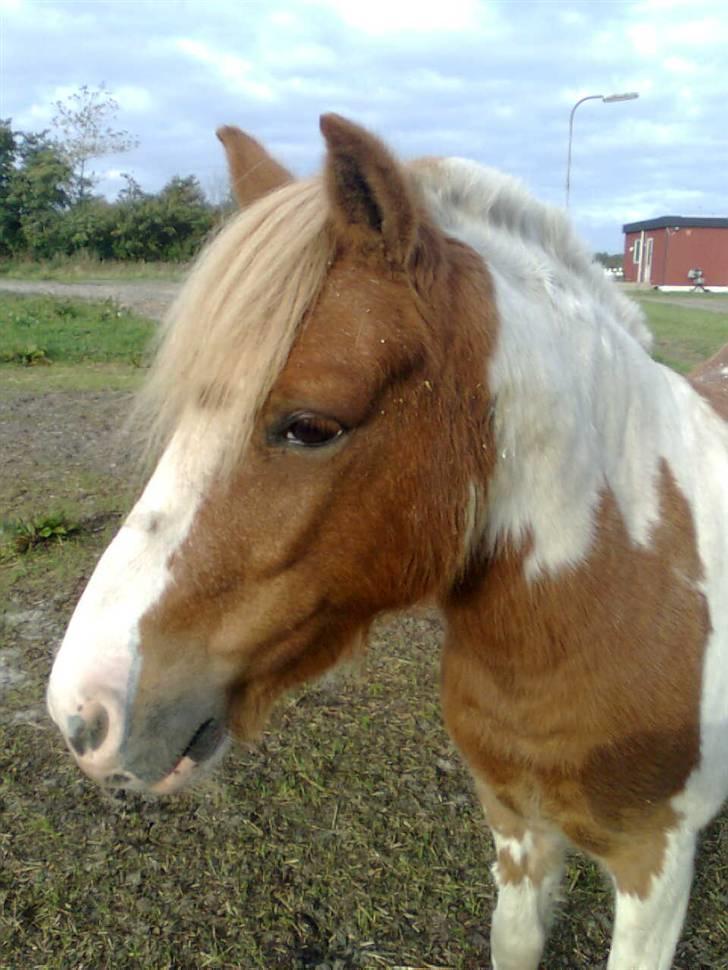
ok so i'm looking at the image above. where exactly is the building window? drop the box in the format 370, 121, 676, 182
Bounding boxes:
633, 238, 642, 264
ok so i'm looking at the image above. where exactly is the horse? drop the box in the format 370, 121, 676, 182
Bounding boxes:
46, 114, 728, 970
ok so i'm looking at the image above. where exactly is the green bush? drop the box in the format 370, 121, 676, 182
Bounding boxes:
56, 198, 116, 258
110, 176, 216, 261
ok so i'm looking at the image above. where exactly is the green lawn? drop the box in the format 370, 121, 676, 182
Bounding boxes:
0, 292, 156, 366
635, 297, 728, 373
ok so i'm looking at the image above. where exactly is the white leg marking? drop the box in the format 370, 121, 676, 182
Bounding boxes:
607, 828, 696, 970
490, 829, 565, 970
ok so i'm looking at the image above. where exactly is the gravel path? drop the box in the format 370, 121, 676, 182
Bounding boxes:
0, 278, 181, 321
3, 278, 727, 321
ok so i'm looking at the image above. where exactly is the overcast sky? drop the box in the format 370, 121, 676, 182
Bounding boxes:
2, 0, 726, 251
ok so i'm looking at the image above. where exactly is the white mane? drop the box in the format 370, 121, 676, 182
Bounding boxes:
410, 158, 652, 351
411, 157, 701, 581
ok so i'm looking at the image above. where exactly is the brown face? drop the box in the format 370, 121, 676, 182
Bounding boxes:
143, 254, 493, 745
46, 114, 495, 793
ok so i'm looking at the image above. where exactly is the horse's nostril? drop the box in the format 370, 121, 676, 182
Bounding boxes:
68, 703, 110, 756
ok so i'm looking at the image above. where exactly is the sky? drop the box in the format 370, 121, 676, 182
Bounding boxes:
1, 0, 727, 252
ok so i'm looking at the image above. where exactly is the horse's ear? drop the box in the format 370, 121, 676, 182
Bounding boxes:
216, 125, 293, 208
320, 113, 417, 266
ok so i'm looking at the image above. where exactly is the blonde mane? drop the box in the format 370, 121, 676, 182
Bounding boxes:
136, 178, 334, 473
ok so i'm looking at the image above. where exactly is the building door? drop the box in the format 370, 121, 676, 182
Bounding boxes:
644, 236, 653, 285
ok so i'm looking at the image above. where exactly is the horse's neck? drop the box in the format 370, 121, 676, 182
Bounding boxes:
418, 157, 726, 585
482, 270, 683, 581
440, 311, 713, 776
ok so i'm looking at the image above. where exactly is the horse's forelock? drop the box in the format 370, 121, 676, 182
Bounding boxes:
133, 179, 334, 476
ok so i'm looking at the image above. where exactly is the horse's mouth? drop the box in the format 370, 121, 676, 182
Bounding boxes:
182, 717, 226, 762
150, 717, 228, 795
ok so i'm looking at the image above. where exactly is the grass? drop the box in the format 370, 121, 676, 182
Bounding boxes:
0, 292, 727, 969
0, 293, 156, 366
634, 296, 728, 373
0, 254, 187, 282
0, 361, 147, 396
639, 289, 728, 304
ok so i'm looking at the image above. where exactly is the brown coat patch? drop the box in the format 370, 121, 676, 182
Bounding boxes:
689, 341, 728, 421
475, 778, 566, 888
442, 461, 709, 896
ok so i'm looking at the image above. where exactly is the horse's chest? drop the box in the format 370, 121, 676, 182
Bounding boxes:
440, 612, 703, 849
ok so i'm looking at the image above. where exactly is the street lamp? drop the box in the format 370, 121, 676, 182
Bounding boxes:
565, 91, 639, 208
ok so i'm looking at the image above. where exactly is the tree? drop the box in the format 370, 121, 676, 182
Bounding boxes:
594, 251, 624, 271
0, 125, 74, 257
0, 120, 19, 253
116, 172, 145, 203
0, 118, 211, 263
52, 83, 138, 202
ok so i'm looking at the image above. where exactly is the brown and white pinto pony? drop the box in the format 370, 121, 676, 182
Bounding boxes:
47, 115, 728, 970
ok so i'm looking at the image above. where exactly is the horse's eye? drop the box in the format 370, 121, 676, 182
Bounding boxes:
278, 413, 345, 448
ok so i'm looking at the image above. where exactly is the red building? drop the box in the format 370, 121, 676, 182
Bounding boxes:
622, 216, 728, 289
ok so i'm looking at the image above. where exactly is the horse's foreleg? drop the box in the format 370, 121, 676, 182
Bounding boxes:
475, 779, 566, 970
604, 826, 697, 970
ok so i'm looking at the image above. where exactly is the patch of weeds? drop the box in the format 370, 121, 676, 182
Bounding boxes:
1, 513, 81, 555
0, 344, 52, 366
51, 298, 81, 320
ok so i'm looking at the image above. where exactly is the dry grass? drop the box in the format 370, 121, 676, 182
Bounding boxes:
0, 255, 187, 283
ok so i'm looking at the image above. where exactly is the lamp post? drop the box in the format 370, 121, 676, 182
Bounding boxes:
565, 91, 639, 209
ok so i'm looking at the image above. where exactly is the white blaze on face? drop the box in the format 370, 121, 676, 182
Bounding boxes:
47, 412, 224, 741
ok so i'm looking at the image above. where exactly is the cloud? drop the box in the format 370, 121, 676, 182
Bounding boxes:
114, 86, 153, 114
308, 0, 490, 35
663, 55, 699, 75
401, 69, 465, 94
174, 39, 277, 102
628, 23, 659, 57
